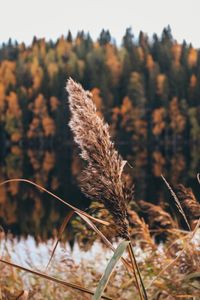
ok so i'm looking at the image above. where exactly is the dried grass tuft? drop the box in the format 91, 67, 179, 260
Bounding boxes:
161, 175, 191, 230
138, 200, 175, 230
66, 78, 130, 239
128, 209, 154, 247
174, 184, 200, 229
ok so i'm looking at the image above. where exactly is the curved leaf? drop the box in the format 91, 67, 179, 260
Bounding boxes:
92, 240, 129, 300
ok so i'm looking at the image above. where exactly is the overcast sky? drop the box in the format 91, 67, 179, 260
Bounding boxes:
1, 0, 200, 47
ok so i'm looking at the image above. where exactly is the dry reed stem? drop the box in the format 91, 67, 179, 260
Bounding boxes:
76, 212, 132, 273
127, 244, 145, 300
0, 179, 109, 226
0, 259, 113, 300
66, 78, 148, 299
46, 211, 74, 270
127, 243, 148, 300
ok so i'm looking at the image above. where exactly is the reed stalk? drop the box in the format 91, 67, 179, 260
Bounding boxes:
66, 78, 148, 300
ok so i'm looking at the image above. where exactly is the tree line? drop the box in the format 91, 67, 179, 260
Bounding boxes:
0, 26, 200, 147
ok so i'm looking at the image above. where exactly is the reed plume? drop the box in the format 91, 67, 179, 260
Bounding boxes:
138, 200, 175, 230
161, 175, 191, 230
174, 184, 200, 229
128, 208, 154, 247
66, 78, 130, 240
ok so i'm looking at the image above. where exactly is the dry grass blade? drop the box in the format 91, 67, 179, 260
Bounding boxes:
161, 174, 191, 231
46, 210, 74, 270
77, 212, 148, 298
197, 173, 200, 184
175, 295, 199, 299
0, 258, 113, 300
0, 179, 109, 226
15, 290, 29, 300
76, 212, 132, 273
146, 218, 200, 290
77, 190, 148, 300
165, 231, 192, 255
0, 178, 132, 271
183, 271, 200, 282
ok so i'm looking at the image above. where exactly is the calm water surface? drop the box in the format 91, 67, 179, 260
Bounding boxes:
0, 143, 199, 239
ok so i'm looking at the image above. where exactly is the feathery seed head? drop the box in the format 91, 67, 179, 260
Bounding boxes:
66, 78, 130, 239
174, 184, 200, 229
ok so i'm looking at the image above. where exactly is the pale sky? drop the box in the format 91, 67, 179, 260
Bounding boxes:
0, 0, 200, 47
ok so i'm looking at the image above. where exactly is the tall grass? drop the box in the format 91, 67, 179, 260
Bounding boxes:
67, 78, 148, 299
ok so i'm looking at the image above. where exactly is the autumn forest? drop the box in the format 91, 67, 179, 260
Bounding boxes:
0, 26, 199, 149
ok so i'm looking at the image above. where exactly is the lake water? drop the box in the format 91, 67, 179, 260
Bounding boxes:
0, 142, 199, 239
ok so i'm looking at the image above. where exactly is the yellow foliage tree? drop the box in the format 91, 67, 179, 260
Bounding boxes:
188, 48, 198, 67
152, 107, 166, 136
157, 74, 167, 96
105, 44, 121, 85
5, 92, 22, 142
30, 57, 43, 90
169, 97, 186, 134
171, 43, 182, 66
0, 60, 16, 88
42, 116, 56, 137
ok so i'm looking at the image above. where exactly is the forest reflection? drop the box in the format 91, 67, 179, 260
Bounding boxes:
0, 143, 199, 240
